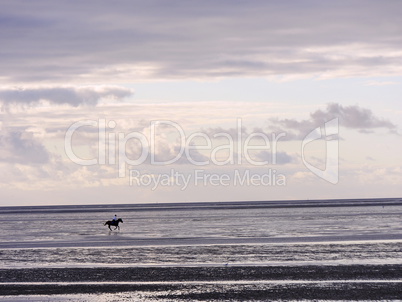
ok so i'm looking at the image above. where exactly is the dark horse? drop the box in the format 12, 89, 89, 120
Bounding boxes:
104, 218, 123, 231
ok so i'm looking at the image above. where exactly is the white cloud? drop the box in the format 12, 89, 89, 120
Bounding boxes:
356, 166, 402, 186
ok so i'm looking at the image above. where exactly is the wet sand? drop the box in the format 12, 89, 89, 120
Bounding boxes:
1, 265, 402, 300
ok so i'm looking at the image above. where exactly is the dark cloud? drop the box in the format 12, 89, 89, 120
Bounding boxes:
1, 1, 402, 83
0, 86, 133, 107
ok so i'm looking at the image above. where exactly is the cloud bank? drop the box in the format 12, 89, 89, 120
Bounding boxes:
1, 1, 402, 84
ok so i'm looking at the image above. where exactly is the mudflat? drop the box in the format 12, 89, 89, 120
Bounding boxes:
1, 265, 401, 300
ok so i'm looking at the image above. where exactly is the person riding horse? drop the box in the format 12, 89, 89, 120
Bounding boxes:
104, 216, 123, 231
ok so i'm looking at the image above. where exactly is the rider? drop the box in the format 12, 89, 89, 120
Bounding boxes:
112, 215, 118, 224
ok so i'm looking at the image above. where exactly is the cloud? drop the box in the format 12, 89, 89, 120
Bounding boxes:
269, 103, 397, 139
312, 103, 396, 129
254, 150, 295, 165
1, 1, 402, 83
204, 126, 248, 141
0, 129, 50, 164
0, 86, 133, 107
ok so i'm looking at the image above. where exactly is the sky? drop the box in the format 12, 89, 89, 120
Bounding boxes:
0, 0, 401, 206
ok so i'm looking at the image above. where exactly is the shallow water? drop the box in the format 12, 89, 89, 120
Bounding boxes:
1, 201, 402, 243
1, 200, 402, 301
1, 200, 402, 268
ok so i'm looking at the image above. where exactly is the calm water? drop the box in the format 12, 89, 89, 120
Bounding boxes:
1, 199, 402, 301
1, 199, 402, 268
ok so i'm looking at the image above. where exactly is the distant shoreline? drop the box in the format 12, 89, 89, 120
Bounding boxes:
1, 197, 401, 214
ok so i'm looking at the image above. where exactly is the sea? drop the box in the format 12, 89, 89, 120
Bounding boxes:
1, 198, 402, 267
1, 198, 402, 301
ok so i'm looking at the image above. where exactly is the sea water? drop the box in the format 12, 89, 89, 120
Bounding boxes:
1, 199, 401, 268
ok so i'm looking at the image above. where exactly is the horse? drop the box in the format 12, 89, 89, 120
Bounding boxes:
104, 218, 123, 231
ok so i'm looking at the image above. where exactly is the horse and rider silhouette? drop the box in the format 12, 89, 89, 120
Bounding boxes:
104, 218, 123, 231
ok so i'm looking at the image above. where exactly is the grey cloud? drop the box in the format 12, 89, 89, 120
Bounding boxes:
204, 126, 248, 140
203, 103, 396, 143
311, 103, 396, 129
1, 1, 402, 83
173, 145, 210, 165
0, 86, 133, 106
269, 103, 397, 140
0, 129, 49, 164
254, 150, 295, 165
132, 144, 210, 166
